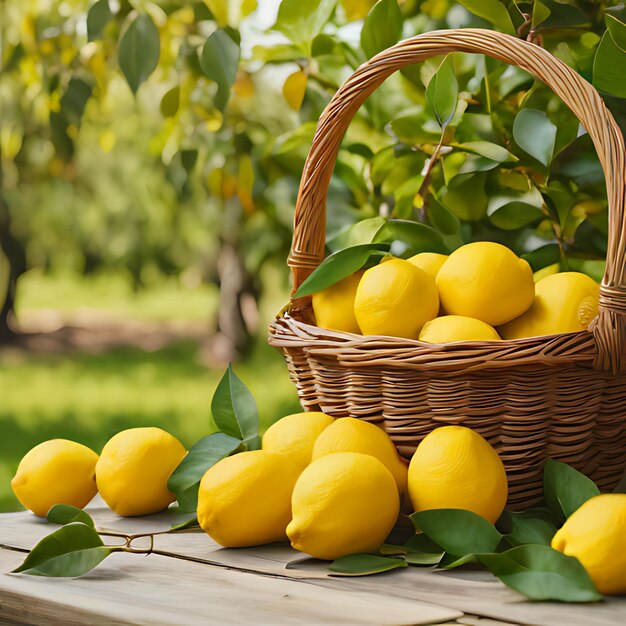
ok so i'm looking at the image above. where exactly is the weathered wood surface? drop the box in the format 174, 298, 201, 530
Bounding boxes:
0, 503, 625, 626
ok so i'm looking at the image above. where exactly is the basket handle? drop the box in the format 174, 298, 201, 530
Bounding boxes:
289, 28, 626, 373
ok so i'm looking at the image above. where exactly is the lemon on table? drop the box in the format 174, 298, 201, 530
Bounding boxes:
499, 272, 600, 340
419, 315, 500, 343
408, 426, 507, 523
312, 272, 362, 334
262, 411, 334, 472
197, 450, 299, 547
96, 427, 186, 517
551, 494, 626, 595
287, 451, 399, 560
354, 258, 439, 339
408, 252, 448, 279
312, 417, 407, 493
11, 440, 99, 517
436, 242, 534, 326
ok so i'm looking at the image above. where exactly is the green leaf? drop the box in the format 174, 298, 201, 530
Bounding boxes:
405, 551, 443, 566
118, 14, 160, 94
174, 484, 200, 513
593, 31, 626, 98
506, 514, 557, 547
329, 554, 407, 576
87, 0, 112, 42
167, 431, 245, 493
438, 552, 478, 569
543, 459, 600, 522
440, 172, 488, 221
478, 545, 602, 602
60, 78, 92, 126
326, 217, 387, 252
293, 243, 389, 298
200, 29, 240, 110
274, 0, 337, 45
160, 86, 180, 118
47, 504, 95, 529
457, 0, 516, 34
404, 533, 443, 554
456, 141, 517, 163
487, 189, 545, 230
360, 0, 403, 59
411, 509, 503, 557
532, 0, 551, 28
606, 14, 626, 52
426, 55, 458, 128
373, 220, 446, 256
513, 109, 557, 167
522, 244, 561, 272
170, 516, 200, 531
427, 195, 461, 236
12, 523, 111, 578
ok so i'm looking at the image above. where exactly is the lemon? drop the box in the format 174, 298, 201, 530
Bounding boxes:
287, 452, 399, 560
197, 450, 299, 547
96, 427, 186, 517
312, 272, 362, 334
419, 315, 500, 343
552, 494, 626, 595
262, 411, 334, 472
499, 272, 599, 340
436, 242, 534, 326
408, 426, 507, 523
354, 258, 439, 339
11, 440, 99, 517
408, 252, 448, 279
312, 417, 407, 493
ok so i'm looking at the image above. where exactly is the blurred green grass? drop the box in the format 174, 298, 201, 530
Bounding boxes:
0, 271, 301, 512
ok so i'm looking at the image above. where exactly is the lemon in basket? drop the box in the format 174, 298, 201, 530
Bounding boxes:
287, 452, 399, 560
312, 272, 362, 334
552, 494, 626, 595
262, 411, 334, 472
436, 242, 534, 326
354, 258, 439, 339
408, 252, 448, 278
96, 427, 186, 517
408, 426, 508, 523
312, 417, 407, 493
11, 440, 99, 517
499, 272, 600, 339
197, 450, 299, 547
419, 315, 501, 343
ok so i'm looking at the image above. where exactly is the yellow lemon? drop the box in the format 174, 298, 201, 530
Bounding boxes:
197, 450, 299, 547
436, 242, 534, 326
262, 411, 334, 472
408, 426, 507, 523
354, 258, 439, 339
96, 427, 186, 517
312, 417, 407, 493
408, 252, 448, 279
419, 315, 500, 343
11, 440, 98, 517
552, 494, 626, 595
287, 451, 399, 560
312, 272, 362, 334
499, 272, 599, 340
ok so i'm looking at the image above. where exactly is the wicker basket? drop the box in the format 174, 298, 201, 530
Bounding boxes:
269, 29, 626, 510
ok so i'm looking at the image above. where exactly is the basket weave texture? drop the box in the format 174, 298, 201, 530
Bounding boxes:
268, 29, 626, 510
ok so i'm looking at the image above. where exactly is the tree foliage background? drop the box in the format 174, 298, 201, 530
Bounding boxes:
2, 0, 626, 356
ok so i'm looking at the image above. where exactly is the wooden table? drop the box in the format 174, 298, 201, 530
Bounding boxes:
1, 502, 625, 626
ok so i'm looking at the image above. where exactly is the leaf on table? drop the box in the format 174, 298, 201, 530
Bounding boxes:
329, 553, 407, 576
438, 552, 477, 569
543, 459, 600, 522
506, 514, 557, 547
513, 109, 557, 167
47, 504, 95, 529
170, 516, 201, 531
405, 551, 443, 566
410, 509, 503, 556
200, 29, 241, 110
478, 544, 602, 603
360, 0, 403, 59
211, 365, 259, 442
426, 55, 458, 128
118, 14, 160, 94
293, 243, 390, 297
12, 523, 112, 578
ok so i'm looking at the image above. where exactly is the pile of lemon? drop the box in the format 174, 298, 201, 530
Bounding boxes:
11, 415, 626, 595
313, 241, 600, 342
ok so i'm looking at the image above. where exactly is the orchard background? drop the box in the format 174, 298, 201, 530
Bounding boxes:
1, 0, 625, 510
